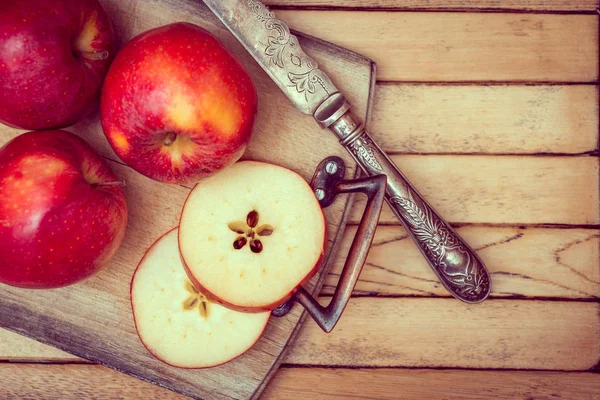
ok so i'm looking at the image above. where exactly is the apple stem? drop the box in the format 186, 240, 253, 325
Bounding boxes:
80, 50, 109, 61
93, 180, 127, 188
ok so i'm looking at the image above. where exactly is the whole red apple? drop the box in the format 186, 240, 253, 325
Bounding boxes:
0, 0, 114, 130
0, 130, 128, 289
100, 22, 257, 184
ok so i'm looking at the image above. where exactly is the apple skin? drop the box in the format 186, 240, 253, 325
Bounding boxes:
130, 227, 269, 369
100, 22, 257, 184
0, 0, 114, 130
0, 130, 128, 289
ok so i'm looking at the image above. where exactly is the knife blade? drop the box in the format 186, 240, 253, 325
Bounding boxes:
204, 0, 491, 303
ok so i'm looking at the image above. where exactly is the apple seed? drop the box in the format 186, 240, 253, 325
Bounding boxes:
228, 221, 247, 234
183, 296, 199, 310
230, 212, 273, 252
233, 236, 247, 250
185, 280, 199, 294
246, 210, 258, 228
183, 280, 210, 318
250, 239, 263, 254
256, 224, 274, 236
199, 301, 208, 318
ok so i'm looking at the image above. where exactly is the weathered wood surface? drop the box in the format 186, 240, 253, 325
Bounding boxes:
349, 156, 599, 225
2, 365, 600, 400
285, 298, 600, 370
278, 11, 599, 82
265, 368, 600, 400
3, 298, 598, 371
326, 225, 600, 299
0, 0, 374, 399
371, 84, 598, 155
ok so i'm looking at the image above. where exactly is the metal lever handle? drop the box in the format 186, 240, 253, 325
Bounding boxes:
299, 159, 385, 332
315, 94, 491, 303
272, 156, 386, 333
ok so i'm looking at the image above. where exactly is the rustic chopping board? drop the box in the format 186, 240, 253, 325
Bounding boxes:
0, 1, 375, 399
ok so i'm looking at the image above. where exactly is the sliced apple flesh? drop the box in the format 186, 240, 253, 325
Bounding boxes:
179, 161, 326, 311
131, 228, 270, 368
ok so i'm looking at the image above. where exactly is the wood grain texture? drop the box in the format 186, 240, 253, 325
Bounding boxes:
349, 156, 600, 225
0, 329, 75, 361
277, 11, 599, 82
285, 298, 600, 370
0, 0, 374, 398
371, 84, 599, 154
3, 299, 598, 371
264, 368, 600, 400
1, 365, 600, 400
326, 226, 600, 298
265, 0, 600, 12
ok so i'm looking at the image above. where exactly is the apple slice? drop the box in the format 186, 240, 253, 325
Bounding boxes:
131, 228, 270, 368
179, 161, 326, 311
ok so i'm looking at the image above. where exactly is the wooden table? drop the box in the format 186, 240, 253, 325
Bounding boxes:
1, 0, 600, 398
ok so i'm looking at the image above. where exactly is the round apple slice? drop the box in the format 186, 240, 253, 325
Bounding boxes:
131, 228, 270, 368
179, 161, 326, 311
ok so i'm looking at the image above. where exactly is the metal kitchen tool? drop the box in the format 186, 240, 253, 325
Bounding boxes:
292, 156, 386, 332
203, 0, 491, 305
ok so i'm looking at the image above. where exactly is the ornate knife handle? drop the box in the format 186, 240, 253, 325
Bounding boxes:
315, 94, 491, 303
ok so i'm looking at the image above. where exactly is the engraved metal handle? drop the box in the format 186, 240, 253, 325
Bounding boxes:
315, 94, 491, 303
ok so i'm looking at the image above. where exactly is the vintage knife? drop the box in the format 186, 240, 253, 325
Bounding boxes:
203, 0, 491, 303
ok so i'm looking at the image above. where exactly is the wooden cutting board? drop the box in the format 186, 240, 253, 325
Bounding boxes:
0, 1, 375, 399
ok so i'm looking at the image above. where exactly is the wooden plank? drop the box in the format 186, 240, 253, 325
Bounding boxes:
3, 299, 597, 370
371, 84, 599, 154
0, 364, 187, 400
265, 0, 600, 12
264, 368, 600, 400
1, 365, 600, 400
0, 329, 75, 361
285, 298, 600, 370
349, 156, 599, 225
277, 11, 598, 82
325, 226, 600, 298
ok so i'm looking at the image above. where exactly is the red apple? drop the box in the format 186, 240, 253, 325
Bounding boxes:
100, 22, 257, 185
0, 130, 128, 289
179, 161, 326, 312
131, 228, 270, 368
0, 0, 114, 130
